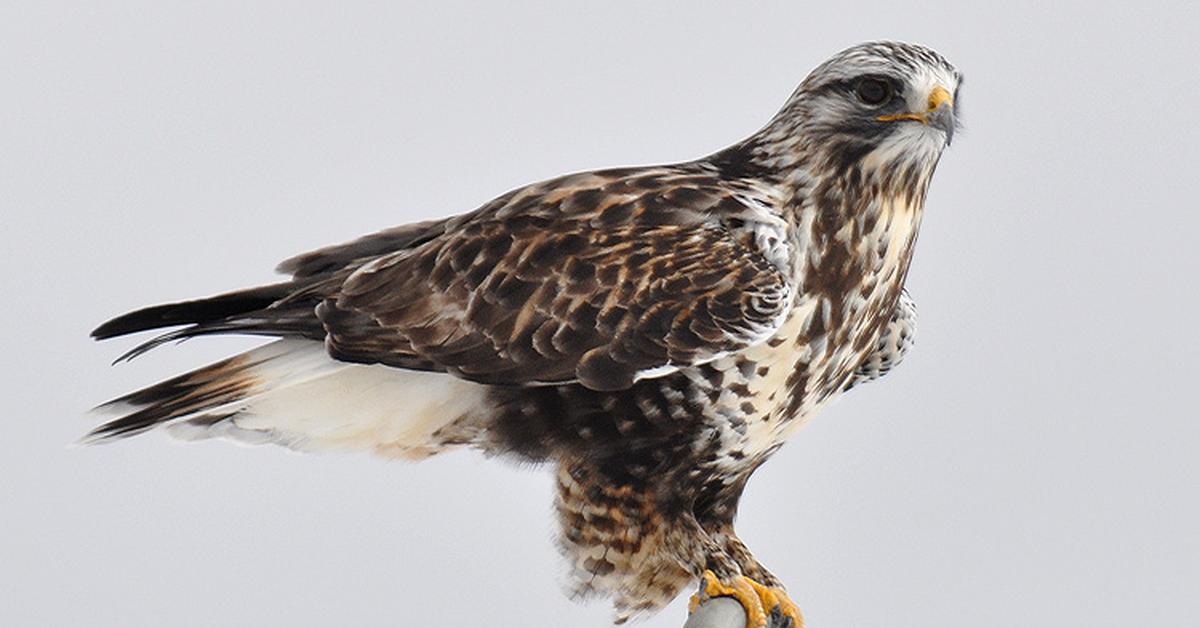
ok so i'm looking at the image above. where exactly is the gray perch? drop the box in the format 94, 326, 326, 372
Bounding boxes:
681, 600, 801, 628
684, 597, 799, 628
684, 597, 749, 628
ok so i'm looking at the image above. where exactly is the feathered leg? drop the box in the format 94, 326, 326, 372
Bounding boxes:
689, 470, 804, 628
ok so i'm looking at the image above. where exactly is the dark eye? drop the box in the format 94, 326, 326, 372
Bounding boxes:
855, 78, 893, 106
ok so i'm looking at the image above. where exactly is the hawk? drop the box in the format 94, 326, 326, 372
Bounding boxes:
89, 41, 961, 627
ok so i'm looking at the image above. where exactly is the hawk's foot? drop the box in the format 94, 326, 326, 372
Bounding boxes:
688, 570, 804, 628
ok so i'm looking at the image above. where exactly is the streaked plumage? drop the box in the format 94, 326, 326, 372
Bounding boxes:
89, 41, 961, 626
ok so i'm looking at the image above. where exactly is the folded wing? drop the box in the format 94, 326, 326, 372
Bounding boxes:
95, 169, 794, 392
320, 217, 791, 390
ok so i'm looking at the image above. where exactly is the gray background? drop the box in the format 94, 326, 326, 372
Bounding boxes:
2, 2, 1197, 626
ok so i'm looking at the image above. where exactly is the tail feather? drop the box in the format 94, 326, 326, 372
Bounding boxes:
85, 339, 489, 459
84, 340, 342, 444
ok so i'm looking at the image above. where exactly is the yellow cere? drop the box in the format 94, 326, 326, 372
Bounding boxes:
927, 85, 953, 111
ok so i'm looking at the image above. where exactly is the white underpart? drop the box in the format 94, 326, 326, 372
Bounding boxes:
702, 190, 925, 469
161, 340, 488, 459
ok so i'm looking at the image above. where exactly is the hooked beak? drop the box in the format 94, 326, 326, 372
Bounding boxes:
877, 85, 956, 144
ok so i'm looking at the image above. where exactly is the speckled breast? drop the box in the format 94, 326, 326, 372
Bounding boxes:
704, 194, 925, 462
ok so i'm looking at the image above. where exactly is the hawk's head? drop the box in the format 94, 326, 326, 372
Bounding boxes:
753, 41, 961, 190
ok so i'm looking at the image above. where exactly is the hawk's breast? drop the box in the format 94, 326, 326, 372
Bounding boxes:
702, 193, 924, 463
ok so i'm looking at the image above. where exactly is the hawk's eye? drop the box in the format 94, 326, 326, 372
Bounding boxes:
855, 78, 893, 106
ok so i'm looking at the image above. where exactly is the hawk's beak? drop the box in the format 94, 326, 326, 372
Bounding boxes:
877, 85, 956, 144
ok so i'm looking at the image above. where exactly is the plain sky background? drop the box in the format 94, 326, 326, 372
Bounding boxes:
3, 2, 1198, 627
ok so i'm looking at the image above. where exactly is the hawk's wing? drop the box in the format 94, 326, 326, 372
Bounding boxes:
317, 204, 790, 390
96, 169, 793, 392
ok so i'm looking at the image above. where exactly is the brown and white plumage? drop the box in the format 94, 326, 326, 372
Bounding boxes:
89, 41, 961, 625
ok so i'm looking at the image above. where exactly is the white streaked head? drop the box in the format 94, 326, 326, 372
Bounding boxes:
759, 41, 962, 185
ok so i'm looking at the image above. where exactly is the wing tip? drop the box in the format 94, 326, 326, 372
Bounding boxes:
91, 284, 295, 341
90, 314, 145, 341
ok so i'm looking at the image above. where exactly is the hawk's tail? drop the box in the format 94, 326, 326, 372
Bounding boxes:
86, 339, 490, 459
84, 339, 342, 444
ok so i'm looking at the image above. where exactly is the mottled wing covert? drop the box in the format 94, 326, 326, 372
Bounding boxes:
313, 177, 792, 391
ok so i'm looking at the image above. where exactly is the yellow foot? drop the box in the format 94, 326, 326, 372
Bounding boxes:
688, 570, 804, 628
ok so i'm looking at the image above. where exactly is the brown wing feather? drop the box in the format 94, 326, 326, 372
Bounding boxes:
95, 167, 792, 389
276, 218, 451, 279
316, 168, 792, 391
